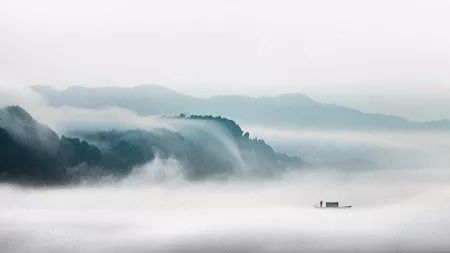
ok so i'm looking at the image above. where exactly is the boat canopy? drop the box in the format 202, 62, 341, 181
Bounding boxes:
325, 202, 339, 207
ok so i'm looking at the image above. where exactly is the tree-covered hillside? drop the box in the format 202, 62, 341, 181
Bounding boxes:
0, 106, 302, 185
0, 106, 101, 184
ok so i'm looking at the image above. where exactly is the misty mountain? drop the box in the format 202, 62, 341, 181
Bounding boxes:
0, 106, 101, 184
0, 106, 301, 185
73, 114, 302, 180
32, 85, 197, 115
32, 85, 450, 130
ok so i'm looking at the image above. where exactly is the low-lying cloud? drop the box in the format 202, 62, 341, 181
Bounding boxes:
1, 167, 450, 253
1, 125, 450, 252
248, 126, 450, 171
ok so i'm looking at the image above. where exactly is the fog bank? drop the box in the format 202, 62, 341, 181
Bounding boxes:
247, 126, 450, 171
1, 167, 450, 252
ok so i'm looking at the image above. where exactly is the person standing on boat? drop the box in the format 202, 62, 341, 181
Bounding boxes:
319, 200, 323, 207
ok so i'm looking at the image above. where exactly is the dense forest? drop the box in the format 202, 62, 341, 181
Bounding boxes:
0, 106, 101, 184
0, 106, 302, 185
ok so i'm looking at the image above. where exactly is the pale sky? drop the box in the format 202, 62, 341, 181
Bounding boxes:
1, 0, 449, 120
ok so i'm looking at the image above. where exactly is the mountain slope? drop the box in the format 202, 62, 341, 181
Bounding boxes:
0, 106, 301, 184
32, 85, 450, 130
32, 85, 198, 115
0, 106, 101, 184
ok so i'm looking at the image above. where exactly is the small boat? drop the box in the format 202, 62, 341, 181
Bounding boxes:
314, 201, 352, 209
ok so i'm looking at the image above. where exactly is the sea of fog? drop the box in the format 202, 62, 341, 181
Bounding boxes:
2, 128, 450, 252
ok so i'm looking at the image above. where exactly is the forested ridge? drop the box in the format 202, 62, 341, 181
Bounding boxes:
0, 106, 302, 185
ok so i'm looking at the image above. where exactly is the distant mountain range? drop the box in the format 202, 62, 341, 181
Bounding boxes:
0, 106, 301, 185
32, 85, 450, 130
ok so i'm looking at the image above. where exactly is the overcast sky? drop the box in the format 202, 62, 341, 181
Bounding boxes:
1, 0, 449, 120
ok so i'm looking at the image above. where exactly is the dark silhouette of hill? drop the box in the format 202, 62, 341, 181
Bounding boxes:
178, 114, 301, 173
78, 114, 302, 180
32, 85, 450, 130
0, 106, 301, 184
0, 106, 101, 184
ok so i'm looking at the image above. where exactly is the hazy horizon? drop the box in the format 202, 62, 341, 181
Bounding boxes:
2, 0, 450, 120
2, 84, 450, 122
